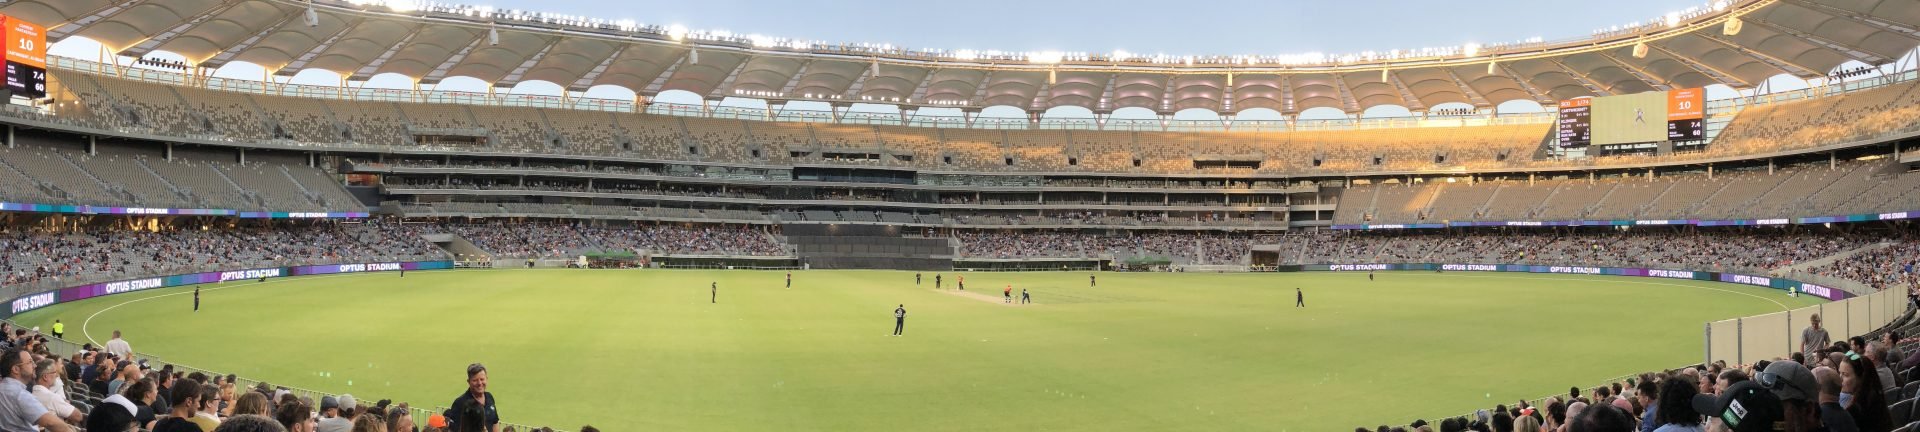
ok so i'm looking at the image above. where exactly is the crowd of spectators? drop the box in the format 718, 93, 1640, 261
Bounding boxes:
585, 224, 785, 256
1364, 326, 1918, 432
1279, 230, 1882, 276
438, 222, 786, 258
0, 322, 597, 432
0, 220, 442, 296
1808, 240, 1920, 291
955, 230, 1250, 264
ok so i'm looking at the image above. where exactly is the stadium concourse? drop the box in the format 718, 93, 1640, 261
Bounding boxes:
1, 0, 1920, 429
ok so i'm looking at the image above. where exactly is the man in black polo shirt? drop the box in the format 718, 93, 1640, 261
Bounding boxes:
711, 282, 717, 304
448, 363, 498, 432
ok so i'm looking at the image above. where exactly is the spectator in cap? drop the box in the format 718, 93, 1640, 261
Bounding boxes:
213, 414, 287, 432
1813, 366, 1861, 432
88, 393, 141, 432
1761, 360, 1824, 432
339, 394, 358, 420
318, 396, 351, 432
275, 400, 315, 432
1652, 379, 1703, 432
1691, 380, 1782, 432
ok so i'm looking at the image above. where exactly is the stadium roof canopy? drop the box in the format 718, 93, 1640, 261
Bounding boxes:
5, 0, 1918, 115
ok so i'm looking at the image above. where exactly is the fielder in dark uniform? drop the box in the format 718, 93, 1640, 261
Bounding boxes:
892, 305, 907, 336
1021, 289, 1030, 304
786, 272, 792, 288
916, 273, 921, 285
711, 282, 717, 304
1090, 274, 1096, 287
193, 288, 200, 311
1295, 288, 1305, 307
1368, 271, 1374, 281
935, 274, 942, 289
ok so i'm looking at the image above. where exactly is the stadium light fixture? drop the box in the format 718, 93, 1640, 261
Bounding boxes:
1632, 42, 1648, 58
1463, 43, 1480, 58
1723, 18, 1743, 36
488, 27, 499, 46
305, 5, 320, 27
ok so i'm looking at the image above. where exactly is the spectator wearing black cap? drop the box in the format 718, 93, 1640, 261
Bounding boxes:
1691, 380, 1782, 432
317, 396, 350, 432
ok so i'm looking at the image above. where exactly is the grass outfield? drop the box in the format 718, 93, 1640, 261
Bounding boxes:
12, 269, 1823, 431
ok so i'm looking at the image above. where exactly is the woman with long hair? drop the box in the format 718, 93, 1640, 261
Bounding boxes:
1841, 352, 1894, 432
1651, 379, 1702, 432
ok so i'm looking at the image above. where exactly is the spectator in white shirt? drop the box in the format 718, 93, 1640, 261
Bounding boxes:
29, 359, 79, 425
106, 330, 132, 359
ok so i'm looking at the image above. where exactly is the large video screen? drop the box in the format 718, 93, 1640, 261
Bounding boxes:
1666, 87, 1705, 141
1557, 98, 1591, 147
1592, 91, 1669, 145
0, 15, 45, 99
0, 15, 44, 98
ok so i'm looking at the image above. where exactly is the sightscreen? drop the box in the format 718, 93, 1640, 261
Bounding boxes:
1591, 91, 1669, 145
